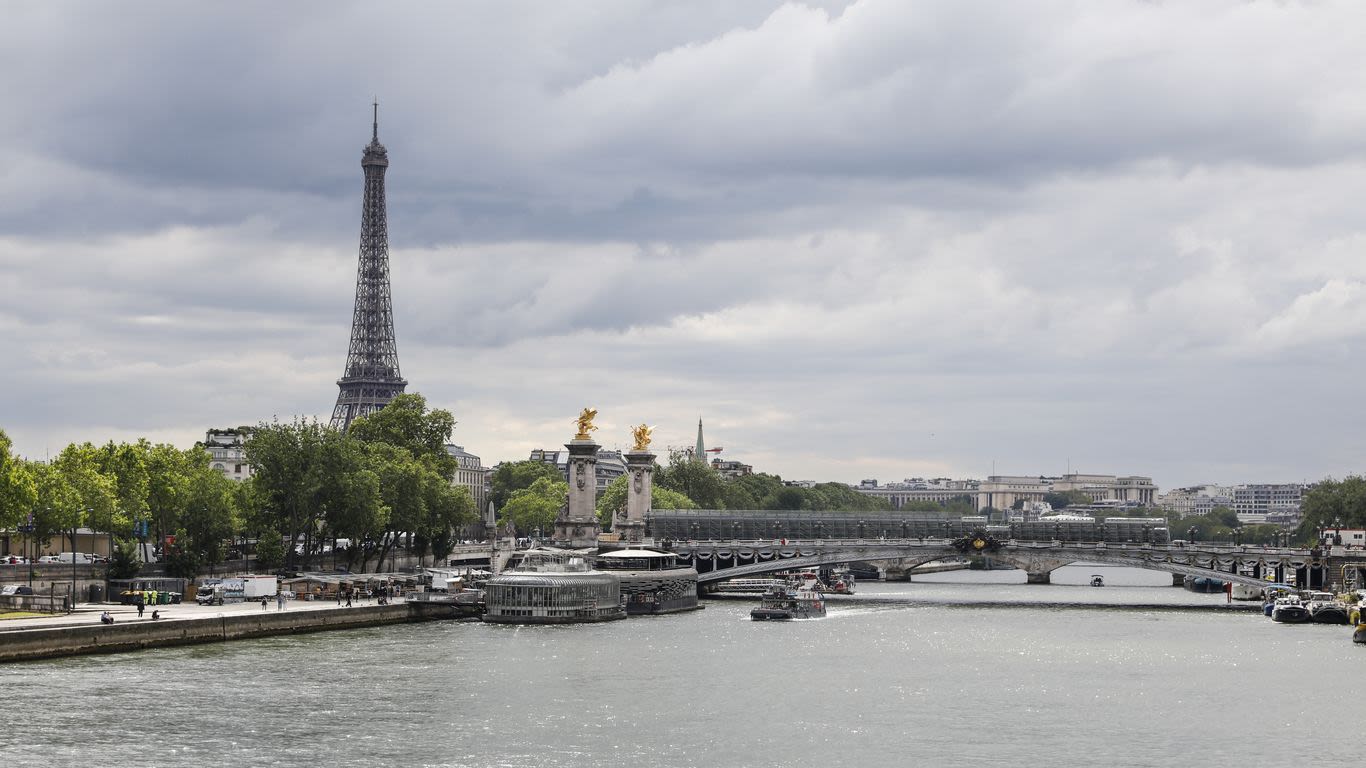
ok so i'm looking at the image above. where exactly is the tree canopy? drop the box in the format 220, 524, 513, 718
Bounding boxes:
490, 460, 564, 510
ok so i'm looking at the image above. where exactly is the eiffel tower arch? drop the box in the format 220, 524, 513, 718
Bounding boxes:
331, 104, 407, 431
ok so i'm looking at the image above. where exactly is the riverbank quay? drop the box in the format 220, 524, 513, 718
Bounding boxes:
0, 598, 477, 663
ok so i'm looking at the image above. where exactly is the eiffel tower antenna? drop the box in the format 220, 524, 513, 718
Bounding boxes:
330, 105, 407, 431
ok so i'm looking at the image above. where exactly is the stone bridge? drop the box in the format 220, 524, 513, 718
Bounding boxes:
661, 538, 1366, 590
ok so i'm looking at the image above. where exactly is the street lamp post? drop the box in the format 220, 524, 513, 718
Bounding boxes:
19, 514, 34, 590
69, 524, 78, 612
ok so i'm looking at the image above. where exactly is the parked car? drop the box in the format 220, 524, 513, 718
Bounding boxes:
1, 555, 27, 565
0, 585, 35, 596
36, 555, 61, 564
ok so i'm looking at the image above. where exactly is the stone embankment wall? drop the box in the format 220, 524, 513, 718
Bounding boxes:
0, 602, 461, 663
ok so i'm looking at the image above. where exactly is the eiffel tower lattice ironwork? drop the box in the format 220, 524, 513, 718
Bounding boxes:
331, 103, 407, 431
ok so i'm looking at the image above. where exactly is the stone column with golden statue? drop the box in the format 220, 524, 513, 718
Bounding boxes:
618, 424, 655, 545
553, 408, 603, 548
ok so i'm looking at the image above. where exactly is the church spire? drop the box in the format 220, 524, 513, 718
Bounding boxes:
695, 418, 706, 463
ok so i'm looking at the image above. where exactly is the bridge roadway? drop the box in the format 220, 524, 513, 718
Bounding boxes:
661, 538, 1366, 589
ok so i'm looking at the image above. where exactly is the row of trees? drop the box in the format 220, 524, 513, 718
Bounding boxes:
0, 427, 245, 579
0, 394, 477, 579
243, 395, 475, 572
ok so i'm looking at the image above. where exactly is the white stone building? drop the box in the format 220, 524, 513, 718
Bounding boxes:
976, 473, 1157, 511
528, 447, 627, 495
202, 428, 253, 482
445, 444, 489, 513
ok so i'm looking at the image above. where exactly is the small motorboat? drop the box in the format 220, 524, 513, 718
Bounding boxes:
1090, 575, 1105, 587
1271, 595, 1311, 624
750, 586, 826, 621
1307, 592, 1351, 625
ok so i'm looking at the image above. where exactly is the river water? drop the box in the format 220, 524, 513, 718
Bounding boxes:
2, 565, 1360, 767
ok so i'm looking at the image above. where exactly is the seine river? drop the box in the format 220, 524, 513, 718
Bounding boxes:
3, 566, 1361, 767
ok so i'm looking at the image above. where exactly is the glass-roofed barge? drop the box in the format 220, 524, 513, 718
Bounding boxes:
482, 549, 626, 624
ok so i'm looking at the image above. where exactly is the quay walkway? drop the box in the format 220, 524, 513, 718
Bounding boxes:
0, 596, 468, 663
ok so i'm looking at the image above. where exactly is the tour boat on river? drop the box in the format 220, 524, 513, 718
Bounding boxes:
594, 548, 700, 615
482, 549, 626, 624
750, 586, 826, 621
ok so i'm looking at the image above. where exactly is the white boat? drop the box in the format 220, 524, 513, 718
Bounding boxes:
714, 578, 786, 594
1306, 591, 1350, 625
750, 586, 827, 621
1270, 595, 1310, 624
482, 549, 626, 624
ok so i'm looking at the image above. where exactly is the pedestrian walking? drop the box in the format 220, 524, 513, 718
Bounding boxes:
276, 591, 286, 611
136, 595, 145, 618
261, 596, 268, 610
345, 588, 352, 608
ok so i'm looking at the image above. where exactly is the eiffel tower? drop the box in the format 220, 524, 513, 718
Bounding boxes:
330, 104, 407, 431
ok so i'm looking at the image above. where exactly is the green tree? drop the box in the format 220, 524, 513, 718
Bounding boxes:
94, 440, 151, 537
107, 538, 142, 580
501, 476, 567, 537
145, 442, 194, 548
1208, 505, 1240, 529
761, 487, 807, 510
0, 429, 37, 530
596, 475, 696, 529
722, 473, 784, 509
254, 527, 286, 572
804, 482, 890, 511
943, 495, 978, 517
245, 418, 335, 568
490, 460, 564, 510
656, 451, 727, 509
901, 500, 950, 514
30, 462, 81, 552
52, 443, 118, 545
178, 463, 242, 574
1298, 476, 1366, 539
422, 481, 474, 566
1043, 490, 1092, 510
347, 393, 458, 476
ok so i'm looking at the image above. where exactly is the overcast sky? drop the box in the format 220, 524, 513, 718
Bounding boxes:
4, 1, 1366, 491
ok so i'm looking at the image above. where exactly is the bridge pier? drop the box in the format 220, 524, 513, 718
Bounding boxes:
1026, 571, 1050, 585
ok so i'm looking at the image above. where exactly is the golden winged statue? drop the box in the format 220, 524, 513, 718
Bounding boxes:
631, 423, 653, 451
574, 407, 599, 440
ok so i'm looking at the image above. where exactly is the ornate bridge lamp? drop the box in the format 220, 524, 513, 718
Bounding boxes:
857, 521, 865, 540
900, 521, 908, 539
732, 522, 741, 541
773, 521, 783, 543
815, 522, 825, 542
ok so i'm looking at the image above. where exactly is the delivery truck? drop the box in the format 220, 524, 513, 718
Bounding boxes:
195, 575, 277, 605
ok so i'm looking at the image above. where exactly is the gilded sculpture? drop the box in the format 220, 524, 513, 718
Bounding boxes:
574, 407, 599, 440
631, 423, 653, 451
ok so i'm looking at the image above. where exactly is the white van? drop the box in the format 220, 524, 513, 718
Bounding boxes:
54, 552, 96, 564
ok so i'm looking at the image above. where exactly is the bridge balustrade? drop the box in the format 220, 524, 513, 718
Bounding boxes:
646, 510, 1170, 545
